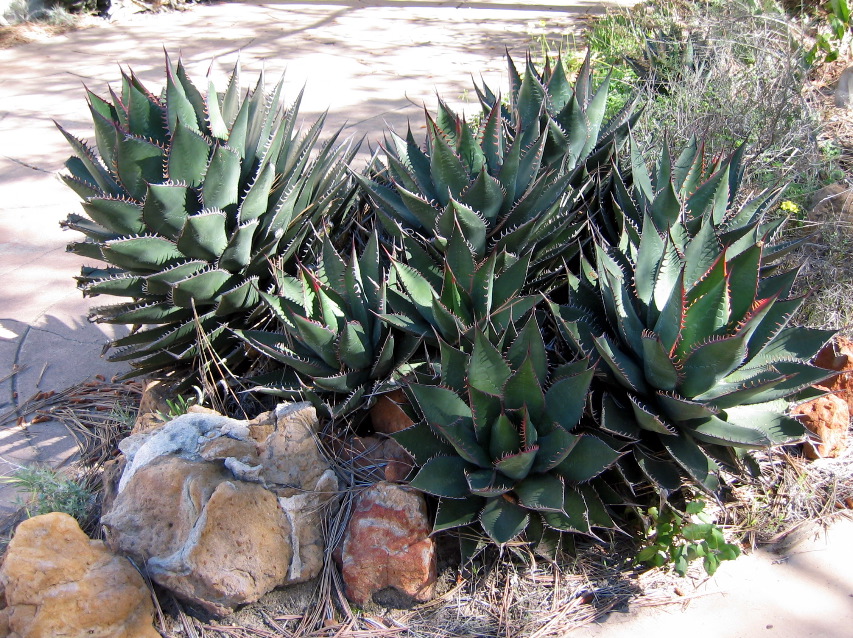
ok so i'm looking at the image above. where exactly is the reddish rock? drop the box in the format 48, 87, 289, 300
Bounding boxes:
381, 439, 415, 482
814, 337, 853, 414
341, 482, 436, 607
796, 393, 850, 459
329, 436, 414, 482
370, 389, 414, 434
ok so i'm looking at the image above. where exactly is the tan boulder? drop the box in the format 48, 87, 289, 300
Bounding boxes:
0, 512, 157, 637
258, 402, 329, 492
340, 482, 436, 607
148, 479, 293, 617
796, 393, 850, 459
104, 456, 231, 560
103, 456, 292, 617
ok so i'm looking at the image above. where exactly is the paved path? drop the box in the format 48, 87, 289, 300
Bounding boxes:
0, 2, 851, 636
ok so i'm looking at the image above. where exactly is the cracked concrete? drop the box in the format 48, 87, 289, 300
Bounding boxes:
0, 1, 851, 635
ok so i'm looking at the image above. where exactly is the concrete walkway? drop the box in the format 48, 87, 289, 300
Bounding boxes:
0, 2, 851, 636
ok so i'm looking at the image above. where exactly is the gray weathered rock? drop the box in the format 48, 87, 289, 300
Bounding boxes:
102, 402, 339, 617
836, 66, 853, 108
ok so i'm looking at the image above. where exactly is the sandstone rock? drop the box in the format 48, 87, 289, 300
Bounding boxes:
257, 402, 328, 492
100, 456, 126, 516
808, 183, 853, 231
814, 336, 853, 414
104, 456, 233, 562
329, 435, 414, 482
188, 404, 222, 416
247, 410, 275, 442
102, 402, 339, 617
835, 66, 853, 108
147, 479, 293, 617
278, 468, 339, 584
117, 411, 237, 492
796, 393, 850, 459
340, 482, 436, 607
370, 389, 414, 434
0, 512, 157, 637
132, 379, 170, 434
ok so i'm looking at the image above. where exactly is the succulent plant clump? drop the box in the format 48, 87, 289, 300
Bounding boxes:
59, 56, 359, 381
395, 325, 621, 544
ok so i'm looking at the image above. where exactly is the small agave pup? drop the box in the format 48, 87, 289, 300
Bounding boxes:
59, 56, 359, 380
233, 233, 424, 418
553, 140, 835, 496
393, 324, 622, 545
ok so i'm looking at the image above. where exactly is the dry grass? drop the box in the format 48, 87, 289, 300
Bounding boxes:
727, 448, 853, 551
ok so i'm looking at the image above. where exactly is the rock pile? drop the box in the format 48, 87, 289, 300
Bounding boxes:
102, 402, 340, 617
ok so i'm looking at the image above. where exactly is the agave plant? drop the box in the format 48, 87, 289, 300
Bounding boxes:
393, 324, 622, 544
233, 233, 423, 417
552, 142, 835, 496
475, 51, 639, 177
379, 232, 540, 352
59, 56, 359, 379
625, 29, 711, 95
357, 52, 638, 293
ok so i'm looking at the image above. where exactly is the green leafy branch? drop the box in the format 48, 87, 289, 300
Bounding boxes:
806, 0, 851, 65
636, 500, 742, 577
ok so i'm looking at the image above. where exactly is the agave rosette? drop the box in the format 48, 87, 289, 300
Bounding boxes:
552, 141, 834, 495
357, 53, 638, 293
234, 233, 422, 417
393, 323, 622, 544
59, 56, 359, 379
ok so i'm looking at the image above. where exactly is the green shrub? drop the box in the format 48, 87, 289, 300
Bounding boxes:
637, 500, 741, 576
2, 466, 93, 525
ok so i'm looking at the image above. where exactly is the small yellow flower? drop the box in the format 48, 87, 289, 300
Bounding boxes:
780, 200, 801, 215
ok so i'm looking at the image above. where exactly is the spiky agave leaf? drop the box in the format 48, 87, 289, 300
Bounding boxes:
379, 234, 540, 352
476, 50, 640, 179
358, 50, 637, 293
60, 56, 360, 381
